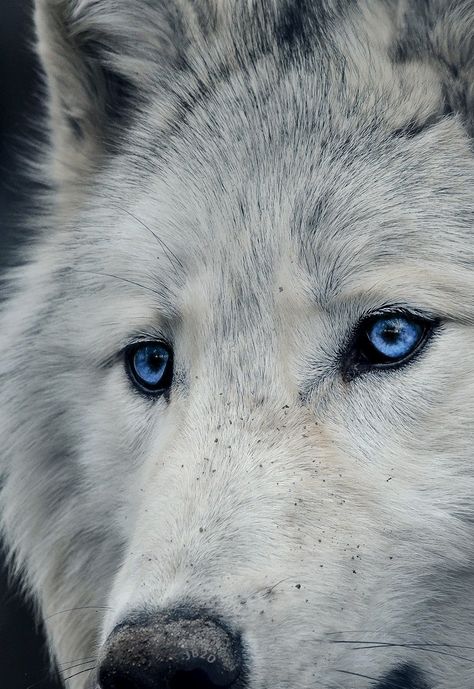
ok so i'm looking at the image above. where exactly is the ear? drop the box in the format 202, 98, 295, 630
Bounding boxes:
393, 0, 474, 136
35, 0, 199, 185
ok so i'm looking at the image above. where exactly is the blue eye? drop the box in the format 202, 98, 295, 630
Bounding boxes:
344, 311, 435, 378
125, 341, 173, 394
366, 316, 424, 361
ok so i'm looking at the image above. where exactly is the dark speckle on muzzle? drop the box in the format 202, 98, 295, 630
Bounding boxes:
374, 664, 430, 689
97, 608, 246, 689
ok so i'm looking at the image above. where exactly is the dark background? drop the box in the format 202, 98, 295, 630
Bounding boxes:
1, 2, 61, 688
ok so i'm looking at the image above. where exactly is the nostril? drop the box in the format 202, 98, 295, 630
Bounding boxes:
105, 681, 135, 689
170, 668, 225, 689
101, 666, 229, 689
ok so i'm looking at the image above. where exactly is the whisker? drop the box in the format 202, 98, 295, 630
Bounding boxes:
58, 657, 98, 667
119, 206, 185, 272
69, 268, 162, 298
60, 658, 99, 672
336, 669, 406, 688
253, 577, 291, 597
326, 631, 474, 654
326, 630, 383, 636
329, 638, 474, 657
347, 642, 474, 664
44, 605, 111, 621
63, 665, 97, 683
328, 638, 474, 650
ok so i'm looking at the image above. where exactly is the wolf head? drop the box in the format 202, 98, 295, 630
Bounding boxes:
0, 1, 473, 688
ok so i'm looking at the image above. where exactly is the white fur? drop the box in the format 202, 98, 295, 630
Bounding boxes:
0, 1, 473, 687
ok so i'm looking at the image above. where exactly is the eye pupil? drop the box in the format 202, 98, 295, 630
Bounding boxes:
383, 328, 398, 342
146, 352, 164, 371
126, 341, 173, 394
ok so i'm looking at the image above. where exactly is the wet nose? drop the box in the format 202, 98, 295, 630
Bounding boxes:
98, 609, 245, 689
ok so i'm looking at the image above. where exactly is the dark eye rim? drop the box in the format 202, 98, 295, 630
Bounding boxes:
124, 340, 174, 396
341, 310, 439, 381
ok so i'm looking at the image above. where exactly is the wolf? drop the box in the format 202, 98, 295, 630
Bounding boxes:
0, 0, 473, 687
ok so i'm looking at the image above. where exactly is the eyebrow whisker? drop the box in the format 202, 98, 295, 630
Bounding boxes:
118, 206, 185, 273
68, 268, 162, 298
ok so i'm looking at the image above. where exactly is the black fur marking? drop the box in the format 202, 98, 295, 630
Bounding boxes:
274, 0, 356, 56
84, 38, 141, 133
149, 61, 234, 149
390, 2, 473, 138
392, 113, 444, 139
103, 69, 139, 130
374, 663, 430, 689
275, 1, 308, 49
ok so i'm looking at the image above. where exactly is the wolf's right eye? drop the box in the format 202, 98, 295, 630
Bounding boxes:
125, 341, 173, 395
342, 310, 436, 380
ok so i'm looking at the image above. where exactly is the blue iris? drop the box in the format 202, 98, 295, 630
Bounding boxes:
128, 342, 172, 392
366, 316, 423, 361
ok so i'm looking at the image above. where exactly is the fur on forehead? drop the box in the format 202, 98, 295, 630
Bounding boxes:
35, 0, 473, 191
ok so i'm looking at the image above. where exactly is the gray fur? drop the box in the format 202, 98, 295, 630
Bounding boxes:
0, 1, 473, 688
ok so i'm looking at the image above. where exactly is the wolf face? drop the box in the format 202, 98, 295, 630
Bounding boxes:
0, 1, 473, 688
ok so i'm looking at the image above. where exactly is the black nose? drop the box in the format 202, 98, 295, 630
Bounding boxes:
98, 609, 245, 689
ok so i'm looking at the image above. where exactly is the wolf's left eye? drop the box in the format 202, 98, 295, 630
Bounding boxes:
345, 312, 435, 377
125, 341, 173, 394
